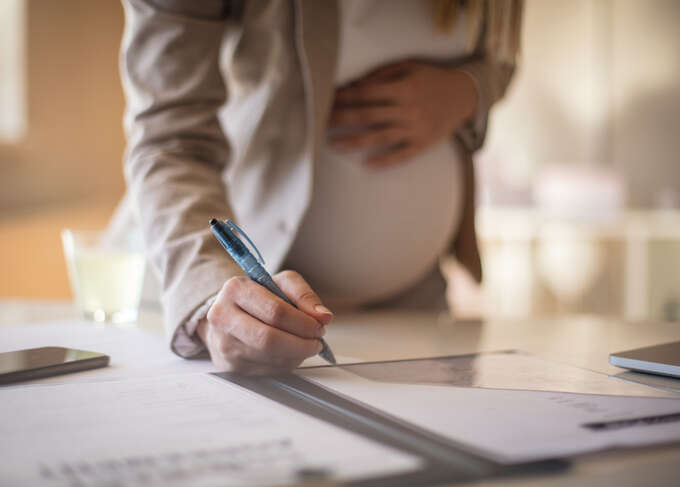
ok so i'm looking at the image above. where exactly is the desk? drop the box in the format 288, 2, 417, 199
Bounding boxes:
1, 299, 679, 486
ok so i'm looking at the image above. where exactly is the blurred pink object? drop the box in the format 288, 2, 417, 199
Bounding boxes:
533, 164, 626, 221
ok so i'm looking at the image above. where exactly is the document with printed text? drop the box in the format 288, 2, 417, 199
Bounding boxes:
298, 355, 680, 464
0, 374, 421, 486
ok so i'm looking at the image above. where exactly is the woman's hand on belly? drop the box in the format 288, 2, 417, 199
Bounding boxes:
196, 271, 333, 374
328, 60, 478, 168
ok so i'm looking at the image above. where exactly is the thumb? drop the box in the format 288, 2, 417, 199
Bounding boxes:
273, 270, 334, 326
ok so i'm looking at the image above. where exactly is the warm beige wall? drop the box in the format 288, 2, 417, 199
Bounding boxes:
611, 0, 680, 207
0, 0, 125, 213
479, 0, 680, 208
0, 200, 120, 298
0, 0, 125, 298
478, 0, 611, 201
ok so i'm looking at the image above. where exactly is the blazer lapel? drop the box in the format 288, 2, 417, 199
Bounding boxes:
297, 0, 339, 155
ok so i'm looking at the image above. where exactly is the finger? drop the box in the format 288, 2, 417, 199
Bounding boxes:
334, 82, 398, 107
342, 61, 416, 92
335, 62, 415, 106
330, 126, 408, 151
231, 308, 323, 361
366, 141, 421, 168
329, 105, 402, 128
273, 271, 333, 326
215, 277, 325, 339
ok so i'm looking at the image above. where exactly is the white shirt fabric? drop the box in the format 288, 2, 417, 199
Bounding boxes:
285, 0, 466, 308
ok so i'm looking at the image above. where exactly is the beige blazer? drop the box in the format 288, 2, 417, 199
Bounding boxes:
115, 0, 517, 346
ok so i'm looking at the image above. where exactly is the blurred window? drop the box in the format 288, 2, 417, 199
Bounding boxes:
0, 0, 26, 142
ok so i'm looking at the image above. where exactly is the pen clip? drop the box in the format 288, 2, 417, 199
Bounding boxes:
225, 220, 266, 265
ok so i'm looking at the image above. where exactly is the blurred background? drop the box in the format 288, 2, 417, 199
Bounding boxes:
1, 0, 679, 322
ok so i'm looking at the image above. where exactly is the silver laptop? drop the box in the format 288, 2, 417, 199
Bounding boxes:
610, 341, 680, 378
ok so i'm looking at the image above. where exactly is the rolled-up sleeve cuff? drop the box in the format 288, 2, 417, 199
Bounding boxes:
170, 293, 218, 358
163, 259, 240, 358
455, 63, 490, 152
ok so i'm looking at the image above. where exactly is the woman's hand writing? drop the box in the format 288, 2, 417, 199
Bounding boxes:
197, 270, 333, 374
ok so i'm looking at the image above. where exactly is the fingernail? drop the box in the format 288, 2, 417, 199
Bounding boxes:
315, 304, 332, 316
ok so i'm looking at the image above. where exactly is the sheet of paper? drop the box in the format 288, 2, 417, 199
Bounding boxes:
0, 322, 357, 386
298, 362, 680, 464
310, 351, 676, 397
0, 374, 421, 486
0, 322, 215, 385
301, 354, 362, 368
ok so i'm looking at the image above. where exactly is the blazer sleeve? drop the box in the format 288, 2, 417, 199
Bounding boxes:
121, 0, 242, 355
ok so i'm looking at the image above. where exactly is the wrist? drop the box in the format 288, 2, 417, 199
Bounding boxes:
196, 317, 209, 346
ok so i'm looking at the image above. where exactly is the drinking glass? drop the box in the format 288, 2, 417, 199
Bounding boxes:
61, 229, 145, 325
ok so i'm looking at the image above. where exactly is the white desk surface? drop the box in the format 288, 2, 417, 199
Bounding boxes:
2, 299, 679, 486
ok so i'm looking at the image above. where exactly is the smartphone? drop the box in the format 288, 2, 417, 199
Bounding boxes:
0, 346, 110, 385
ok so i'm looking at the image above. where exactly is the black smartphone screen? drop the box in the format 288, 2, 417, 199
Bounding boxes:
0, 347, 109, 384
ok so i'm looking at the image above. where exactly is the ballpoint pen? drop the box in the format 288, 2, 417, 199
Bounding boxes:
209, 218, 337, 365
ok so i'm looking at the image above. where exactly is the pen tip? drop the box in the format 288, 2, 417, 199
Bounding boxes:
209, 218, 218, 226
320, 340, 337, 365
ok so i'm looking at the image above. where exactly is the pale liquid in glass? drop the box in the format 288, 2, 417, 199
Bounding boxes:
69, 250, 146, 324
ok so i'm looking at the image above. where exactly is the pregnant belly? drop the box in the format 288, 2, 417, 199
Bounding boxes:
285, 139, 463, 307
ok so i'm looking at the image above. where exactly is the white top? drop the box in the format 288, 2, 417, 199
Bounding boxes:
285, 0, 466, 307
